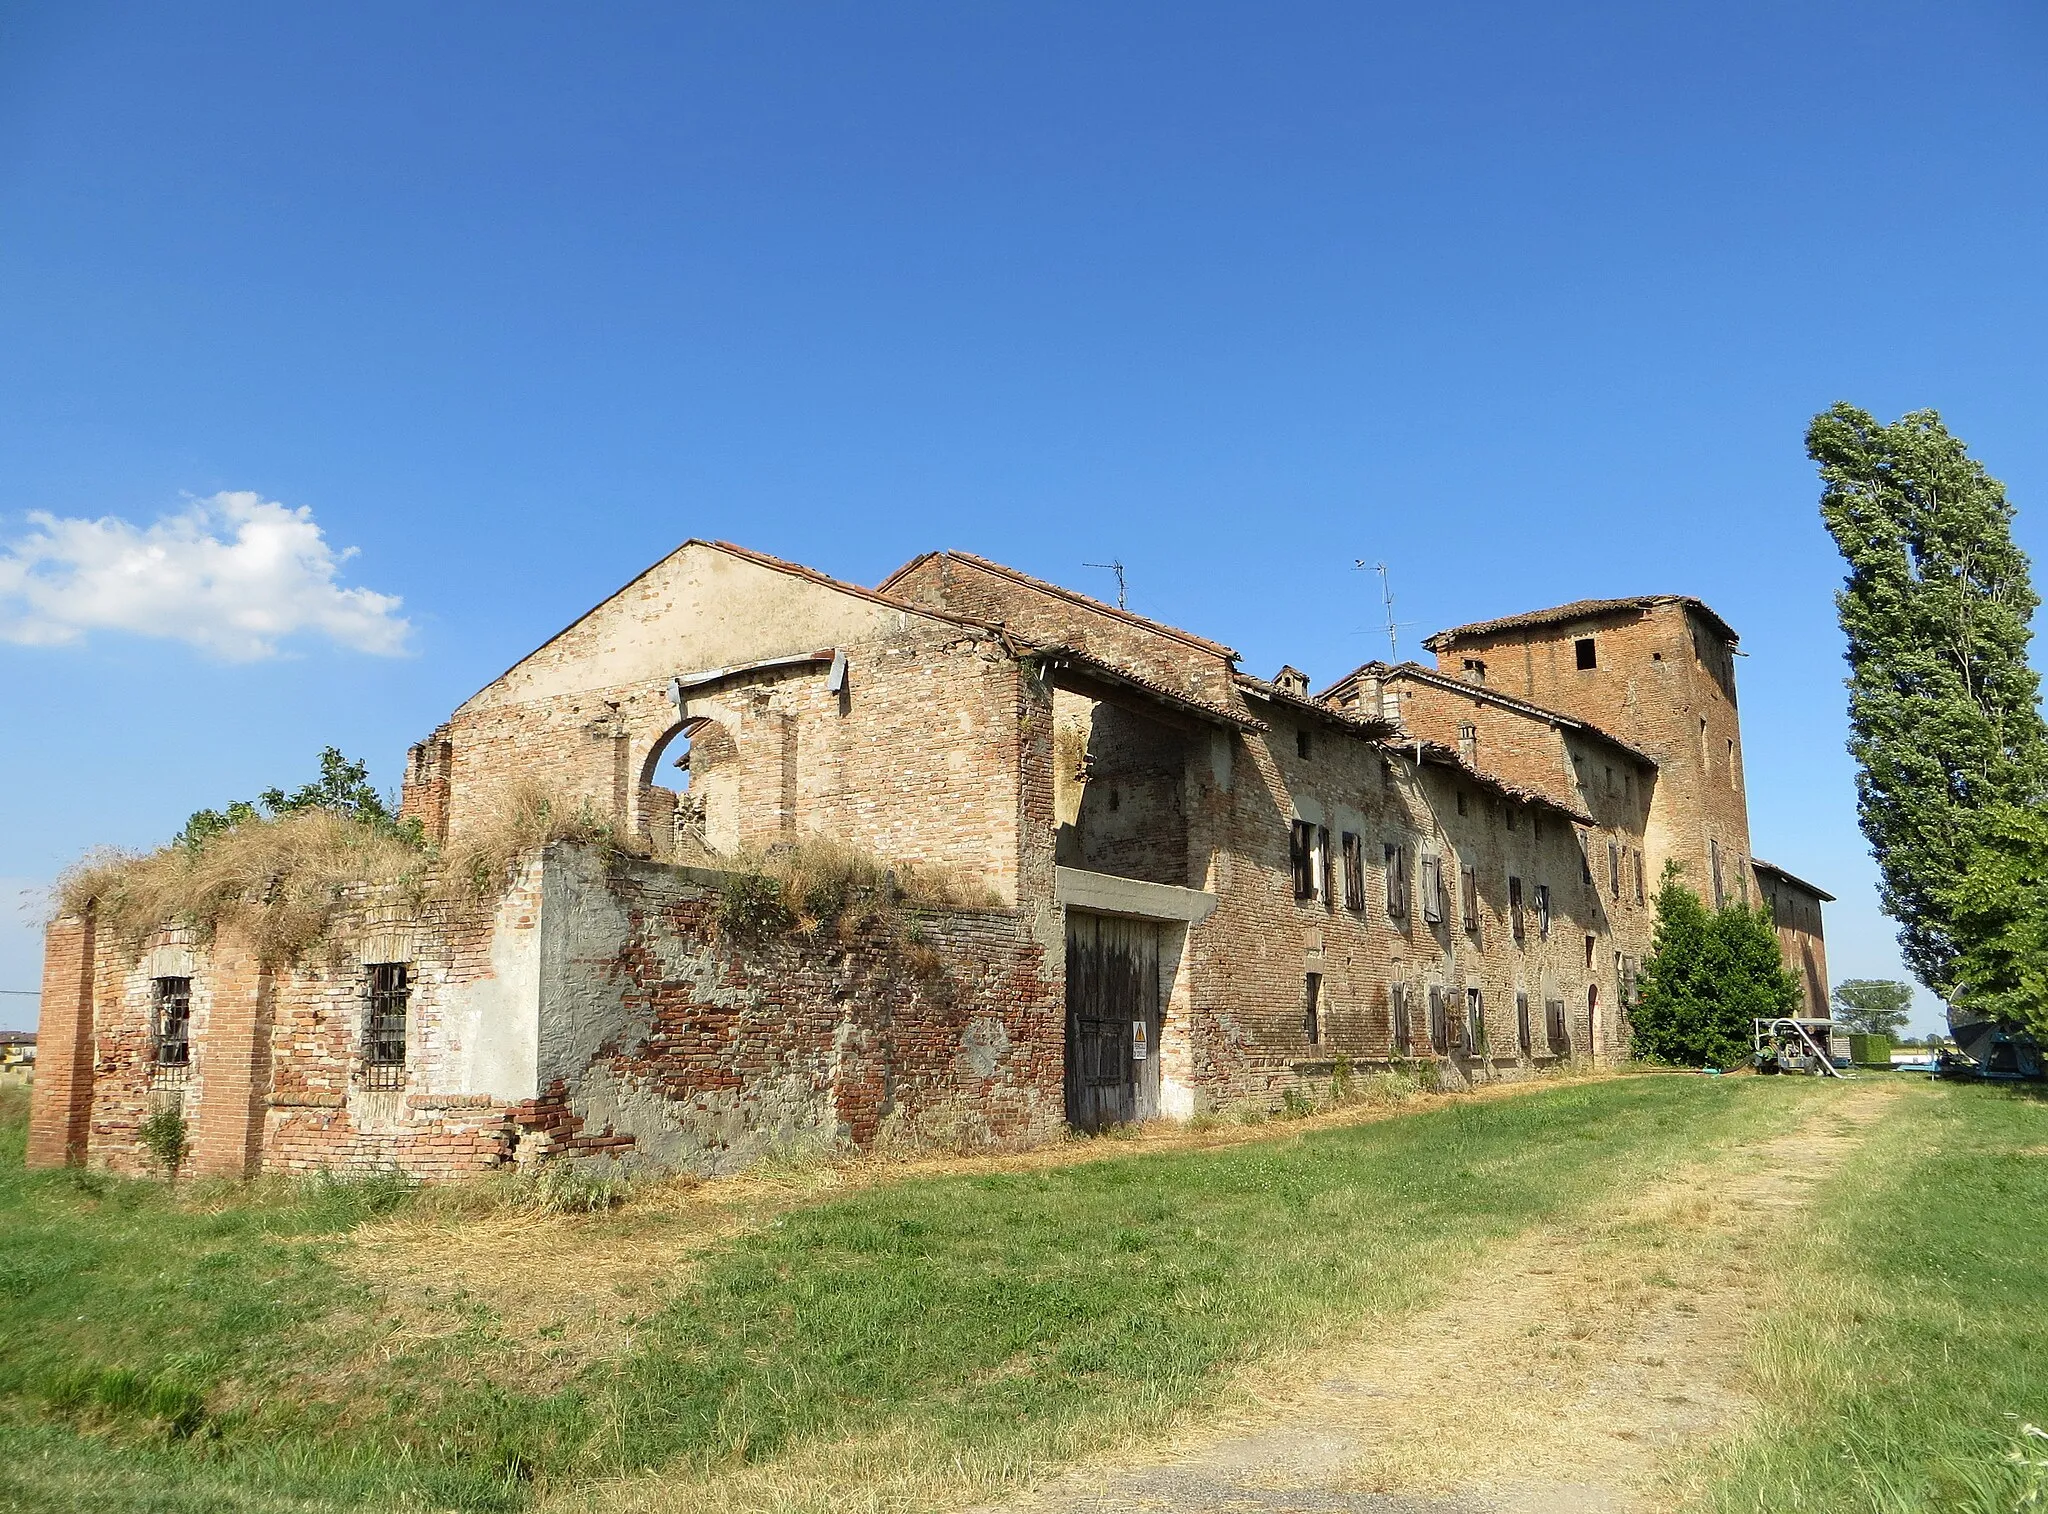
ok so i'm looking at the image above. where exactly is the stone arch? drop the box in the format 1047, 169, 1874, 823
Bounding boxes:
636, 716, 740, 859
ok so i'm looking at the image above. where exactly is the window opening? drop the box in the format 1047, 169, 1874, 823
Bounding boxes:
151, 977, 191, 1085
1427, 985, 1448, 1056
1419, 853, 1444, 925
1391, 982, 1413, 1057
1296, 728, 1312, 760
1584, 934, 1597, 971
1515, 990, 1532, 1055
1608, 840, 1621, 898
1460, 863, 1479, 933
1634, 849, 1646, 904
1546, 997, 1570, 1055
1341, 832, 1365, 912
1508, 876, 1525, 940
362, 962, 410, 1091
1304, 973, 1323, 1046
1727, 739, 1738, 789
1290, 820, 1315, 901
1575, 638, 1597, 670
1579, 831, 1593, 884
1465, 987, 1485, 1056
1535, 883, 1551, 940
1383, 843, 1408, 920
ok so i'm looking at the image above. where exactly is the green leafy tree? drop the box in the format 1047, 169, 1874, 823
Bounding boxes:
1632, 865, 1801, 1068
1831, 978, 1914, 1037
1941, 802, 2048, 1037
176, 747, 395, 851
1808, 405, 2048, 1001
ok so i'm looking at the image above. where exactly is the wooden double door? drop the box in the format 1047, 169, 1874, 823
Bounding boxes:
1064, 912, 1163, 1133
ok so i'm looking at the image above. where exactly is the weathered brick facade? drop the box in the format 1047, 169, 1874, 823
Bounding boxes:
30, 546, 1829, 1178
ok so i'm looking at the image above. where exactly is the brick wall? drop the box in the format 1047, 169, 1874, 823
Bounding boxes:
24, 914, 94, 1167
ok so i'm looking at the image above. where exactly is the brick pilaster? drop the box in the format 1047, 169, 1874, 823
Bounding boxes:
188, 932, 274, 1179
26, 913, 97, 1168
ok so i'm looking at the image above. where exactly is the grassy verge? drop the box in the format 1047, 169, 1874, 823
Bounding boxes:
0, 1075, 1823, 1513
1685, 1081, 2048, 1513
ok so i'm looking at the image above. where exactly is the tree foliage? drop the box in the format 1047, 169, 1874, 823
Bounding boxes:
1632, 864, 1801, 1069
1940, 802, 2048, 1038
177, 747, 395, 851
1830, 979, 1913, 1038
1808, 404, 2048, 1000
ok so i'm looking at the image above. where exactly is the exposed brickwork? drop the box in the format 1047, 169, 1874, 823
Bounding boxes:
1757, 864, 1832, 1016
24, 914, 94, 1167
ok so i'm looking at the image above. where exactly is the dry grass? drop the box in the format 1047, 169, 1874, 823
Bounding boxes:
51, 780, 634, 964
715, 833, 1002, 948
53, 809, 428, 963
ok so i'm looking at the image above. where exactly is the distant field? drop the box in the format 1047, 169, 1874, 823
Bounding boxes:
3, 1072, 2008, 1514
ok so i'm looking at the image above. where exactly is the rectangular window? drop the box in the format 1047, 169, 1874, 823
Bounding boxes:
1465, 987, 1485, 1055
1584, 933, 1597, 972
1384, 843, 1408, 919
1419, 853, 1444, 925
1460, 863, 1479, 932
1508, 876, 1525, 940
151, 977, 191, 1084
1304, 973, 1322, 1046
1535, 884, 1551, 940
1634, 849, 1646, 904
1341, 832, 1365, 912
1427, 985, 1448, 1056
1297, 728, 1312, 760
1390, 982, 1413, 1057
362, 962, 410, 1091
1575, 637, 1597, 670
1710, 838, 1724, 909
1545, 998, 1570, 1055
1608, 840, 1621, 898
1290, 819, 1315, 901
1579, 832, 1594, 884
1516, 990, 1532, 1055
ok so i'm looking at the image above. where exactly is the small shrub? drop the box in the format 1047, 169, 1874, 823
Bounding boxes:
1330, 1054, 1357, 1105
1279, 1085, 1316, 1120
135, 1103, 189, 1185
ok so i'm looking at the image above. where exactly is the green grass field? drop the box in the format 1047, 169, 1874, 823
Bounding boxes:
1686, 1079, 2048, 1514
1, 1073, 2036, 1514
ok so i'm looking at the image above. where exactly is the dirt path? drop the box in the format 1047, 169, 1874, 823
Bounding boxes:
973, 1080, 1899, 1514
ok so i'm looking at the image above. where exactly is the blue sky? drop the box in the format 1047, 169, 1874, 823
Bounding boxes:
3, 1, 2044, 1034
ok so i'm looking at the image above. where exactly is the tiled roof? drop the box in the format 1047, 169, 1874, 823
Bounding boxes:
1322, 661, 1657, 768
1235, 673, 1397, 739
1392, 738, 1596, 826
1042, 647, 1266, 732
1422, 595, 1738, 651
1752, 859, 1836, 903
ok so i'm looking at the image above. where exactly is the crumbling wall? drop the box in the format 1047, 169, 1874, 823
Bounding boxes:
525, 850, 1064, 1176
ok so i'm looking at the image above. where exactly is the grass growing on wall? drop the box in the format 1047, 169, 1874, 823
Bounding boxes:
1682, 1081, 2048, 1514
0, 1076, 1825, 1513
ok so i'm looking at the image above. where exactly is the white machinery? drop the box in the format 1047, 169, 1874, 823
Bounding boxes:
1753, 1017, 1851, 1078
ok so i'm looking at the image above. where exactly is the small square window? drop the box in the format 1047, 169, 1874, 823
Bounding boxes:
1575, 638, 1597, 670
151, 977, 191, 1084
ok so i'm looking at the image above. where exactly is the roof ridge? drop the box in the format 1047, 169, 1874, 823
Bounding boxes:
879, 550, 1240, 661
1422, 594, 1738, 651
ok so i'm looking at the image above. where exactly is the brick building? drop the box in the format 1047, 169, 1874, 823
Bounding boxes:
30, 547, 1830, 1178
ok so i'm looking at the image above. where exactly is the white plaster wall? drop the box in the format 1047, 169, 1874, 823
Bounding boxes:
437, 861, 545, 1101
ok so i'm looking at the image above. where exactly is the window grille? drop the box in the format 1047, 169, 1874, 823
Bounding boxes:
361, 962, 410, 1090
151, 977, 191, 1085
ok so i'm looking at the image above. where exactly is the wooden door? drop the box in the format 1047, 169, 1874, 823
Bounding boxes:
1064, 913, 1162, 1133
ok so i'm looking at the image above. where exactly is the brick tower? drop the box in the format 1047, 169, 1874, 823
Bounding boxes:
1424, 596, 1756, 910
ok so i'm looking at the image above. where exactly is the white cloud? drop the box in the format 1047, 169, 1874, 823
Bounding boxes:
0, 491, 410, 661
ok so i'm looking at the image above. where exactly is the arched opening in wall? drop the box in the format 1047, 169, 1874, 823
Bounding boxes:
639, 719, 704, 862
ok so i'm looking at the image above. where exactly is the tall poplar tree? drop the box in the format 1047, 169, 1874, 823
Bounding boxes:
1807, 405, 2048, 1003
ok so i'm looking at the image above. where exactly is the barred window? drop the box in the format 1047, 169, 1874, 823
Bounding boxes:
152, 977, 191, 1084
362, 963, 410, 1091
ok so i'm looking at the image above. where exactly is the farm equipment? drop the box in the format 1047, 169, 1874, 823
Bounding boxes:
1934, 1013, 2046, 1082
1752, 1017, 1851, 1077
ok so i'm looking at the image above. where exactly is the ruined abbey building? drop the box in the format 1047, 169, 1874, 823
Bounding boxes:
29, 542, 1833, 1179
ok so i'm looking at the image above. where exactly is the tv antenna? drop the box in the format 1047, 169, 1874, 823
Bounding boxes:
1084, 559, 1128, 611
1355, 559, 1405, 659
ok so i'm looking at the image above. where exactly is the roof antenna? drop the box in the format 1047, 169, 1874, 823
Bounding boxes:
1084, 560, 1127, 611
1355, 560, 1401, 660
